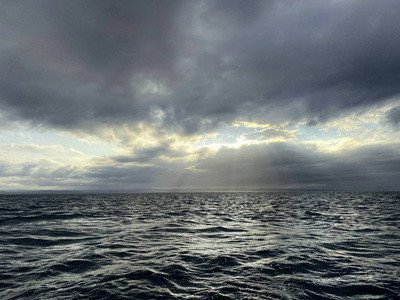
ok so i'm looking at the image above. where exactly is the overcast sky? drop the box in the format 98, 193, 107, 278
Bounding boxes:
1, 0, 400, 191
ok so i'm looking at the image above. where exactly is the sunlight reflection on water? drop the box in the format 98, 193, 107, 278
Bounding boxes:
0, 192, 399, 299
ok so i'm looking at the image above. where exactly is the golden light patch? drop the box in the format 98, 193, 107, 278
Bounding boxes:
232, 121, 289, 129
185, 166, 206, 172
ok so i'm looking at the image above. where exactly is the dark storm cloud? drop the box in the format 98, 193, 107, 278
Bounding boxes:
0, 0, 183, 129
171, 143, 400, 191
112, 143, 187, 163
386, 105, 400, 129
1, 0, 400, 133
84, 163, 163, 190
75, 142, 400, 191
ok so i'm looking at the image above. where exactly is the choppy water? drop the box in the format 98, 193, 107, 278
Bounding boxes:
0, 192, 399, 299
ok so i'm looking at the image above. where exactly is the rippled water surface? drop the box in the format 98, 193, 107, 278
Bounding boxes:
1, 192, 399, 299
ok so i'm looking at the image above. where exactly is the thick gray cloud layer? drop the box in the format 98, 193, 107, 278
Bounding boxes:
187, 143, 400, 191
1, 0, 400, 191
0, 0, 183, 129
1, 0, 400, 132
61, 142, 400, 191
386, 105, 400, 129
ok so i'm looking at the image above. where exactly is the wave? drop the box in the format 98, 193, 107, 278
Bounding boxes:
0, 192, 399, 299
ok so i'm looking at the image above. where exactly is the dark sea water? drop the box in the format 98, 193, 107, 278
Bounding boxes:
0, 192, 399, 299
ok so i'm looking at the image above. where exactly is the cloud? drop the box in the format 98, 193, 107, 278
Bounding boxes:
1, 139, 399, 191
172, 0, 400, 126
0, 143, 84, 165
386, 105, 400, 130
0, 158, 82, 189
69, 141, 399, 191
1, 1, 400, 191
1, 0, 400, 137
174, 142, 400, 191
112, 143, 186, 164
0, 0, 183, 131
242, 128, 297, 143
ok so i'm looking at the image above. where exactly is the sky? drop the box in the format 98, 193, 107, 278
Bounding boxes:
1, 0, 400, 191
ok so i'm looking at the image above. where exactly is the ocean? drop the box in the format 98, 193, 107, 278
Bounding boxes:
0, 192, 399, 299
